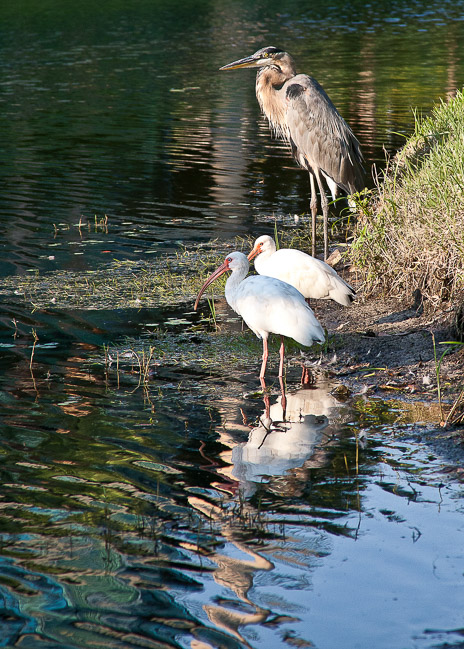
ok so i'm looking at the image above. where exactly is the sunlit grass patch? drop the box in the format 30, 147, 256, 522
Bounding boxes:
101, 327, 323, 387
350, 89, 464, 308
0, 239, 246, 310
0, 227, 324, 312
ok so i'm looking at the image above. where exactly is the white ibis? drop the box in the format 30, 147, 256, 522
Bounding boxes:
194, 251, 325, 379
248, 235, 355, 306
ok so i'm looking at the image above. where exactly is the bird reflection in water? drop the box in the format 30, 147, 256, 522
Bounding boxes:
188, 378, 343, 646
232, 377, 341, 497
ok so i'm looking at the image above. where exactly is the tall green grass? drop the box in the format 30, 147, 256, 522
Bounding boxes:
351, 90, 464, 307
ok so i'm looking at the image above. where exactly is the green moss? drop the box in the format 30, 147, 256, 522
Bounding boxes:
0, 240, 240, 310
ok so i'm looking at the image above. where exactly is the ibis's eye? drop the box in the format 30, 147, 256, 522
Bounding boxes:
226, 257, 232, 262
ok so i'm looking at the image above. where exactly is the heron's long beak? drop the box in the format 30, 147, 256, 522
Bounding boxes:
219, 54, 261, 71
247, 245, 260, 261
194, 261, 230, 310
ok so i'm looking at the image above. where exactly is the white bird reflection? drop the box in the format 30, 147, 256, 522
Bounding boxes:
187, 376, 346, 646
231, 377, 341, 495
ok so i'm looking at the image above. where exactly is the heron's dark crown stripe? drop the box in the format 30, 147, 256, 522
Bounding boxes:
258, 46, 283, 55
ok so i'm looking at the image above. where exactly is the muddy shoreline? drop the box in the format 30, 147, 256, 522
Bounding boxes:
305, 277, 464, 464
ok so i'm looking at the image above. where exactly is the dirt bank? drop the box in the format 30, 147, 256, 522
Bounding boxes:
306, 268, 464, 423
296, 274, 463, 466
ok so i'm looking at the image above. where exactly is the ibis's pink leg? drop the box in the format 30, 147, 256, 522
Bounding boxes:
259, 337, 269, 379
278, 335, 285, 377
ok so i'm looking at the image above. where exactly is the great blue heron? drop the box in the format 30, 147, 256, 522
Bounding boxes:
220, 46, 365, 259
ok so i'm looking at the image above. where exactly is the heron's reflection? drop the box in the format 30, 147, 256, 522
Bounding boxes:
232, 377, 340, 495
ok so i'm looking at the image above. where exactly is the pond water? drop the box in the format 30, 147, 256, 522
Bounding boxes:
1, 0, 464, 647
1, 352, 464, 649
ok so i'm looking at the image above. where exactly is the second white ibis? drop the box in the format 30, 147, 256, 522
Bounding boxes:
194, 251, 325, 379
248, 235, 355, 306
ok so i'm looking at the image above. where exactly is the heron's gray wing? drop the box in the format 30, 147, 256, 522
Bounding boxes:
285, 75, 364, 194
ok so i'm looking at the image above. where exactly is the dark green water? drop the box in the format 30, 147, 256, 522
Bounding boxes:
1, 1, 464, 647
2, 0, 464, 275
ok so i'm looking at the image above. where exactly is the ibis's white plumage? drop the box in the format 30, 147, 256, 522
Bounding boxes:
248, 235, 355, 306
224, 259, 324, 348
194, 251, 325, 379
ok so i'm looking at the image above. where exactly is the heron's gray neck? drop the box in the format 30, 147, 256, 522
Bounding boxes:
255, 69, 291, 140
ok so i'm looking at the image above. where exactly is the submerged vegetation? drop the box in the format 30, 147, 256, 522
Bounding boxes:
0, 241, 240, 311
0, 231, 319, 311
102, 327, 317, 386
351, 89, 464, 309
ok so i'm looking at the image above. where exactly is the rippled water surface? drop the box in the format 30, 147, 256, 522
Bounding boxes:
1, 0, 464, 647
1, 355, 464, 649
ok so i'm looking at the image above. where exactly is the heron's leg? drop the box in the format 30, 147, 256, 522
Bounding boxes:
260, 337, 269, 379
314, 169, 329, 260
309, 172, 317, 257
278, 335, 285, 377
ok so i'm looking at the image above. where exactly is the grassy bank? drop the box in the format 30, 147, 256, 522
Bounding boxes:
350, 89, 464, 311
